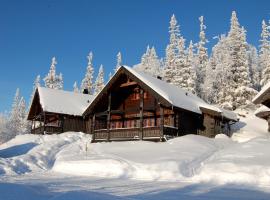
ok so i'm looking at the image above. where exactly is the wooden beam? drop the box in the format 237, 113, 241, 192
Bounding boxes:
107, 92, 111, 142
159, 104, 164, 141
43, 112, 46, 135
120, 81, 138, 88
139, 88, 144, 140
92, 114, 96, 142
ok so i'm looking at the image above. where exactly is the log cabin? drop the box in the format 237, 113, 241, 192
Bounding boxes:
28, 87, 94, 134
83, 66, 238, 142
253, 84, 270, 132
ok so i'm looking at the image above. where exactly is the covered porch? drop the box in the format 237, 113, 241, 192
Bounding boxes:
30, 112, 63, 135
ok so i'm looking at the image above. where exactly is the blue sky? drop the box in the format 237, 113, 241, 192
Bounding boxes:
0, 0, 269, 112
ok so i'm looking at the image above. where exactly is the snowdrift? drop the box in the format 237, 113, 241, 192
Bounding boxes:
0, 111, 270, 186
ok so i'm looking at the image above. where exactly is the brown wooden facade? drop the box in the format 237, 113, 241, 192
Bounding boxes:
84, 67, 235, 142
28, 89, 87, 135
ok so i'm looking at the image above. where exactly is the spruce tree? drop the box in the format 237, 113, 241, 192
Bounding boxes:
94, 64, 105, 95
196, 16, 208, 98
73, 81, 79, 93
114, 52, 122, 73
164, 14, 180, 83
81, 52, 94, 94
138, 46, 161, 77
259, 20, 270, 86
43, 57, 63, 90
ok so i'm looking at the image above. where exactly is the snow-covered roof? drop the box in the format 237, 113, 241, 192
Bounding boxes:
254, 105, 270, 116
253, 82, 270, 104
123, 66, 237, 121
38, 87, 94, 116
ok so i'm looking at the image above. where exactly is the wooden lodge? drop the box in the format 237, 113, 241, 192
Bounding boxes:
83, 66, 238, 142
253, 83, 270, 132
28, 87, 94, 134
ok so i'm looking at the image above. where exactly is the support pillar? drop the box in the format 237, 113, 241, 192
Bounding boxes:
139, 88, 144, 140
107, 92, 111, 142
159, 104, 164, 141
92, 114, 96, 142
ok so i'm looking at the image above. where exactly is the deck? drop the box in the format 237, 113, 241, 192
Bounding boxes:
93, 126, 178, 141
31, 126, 63, 134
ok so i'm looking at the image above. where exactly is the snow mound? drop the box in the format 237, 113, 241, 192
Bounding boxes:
0, 132, 88, 175
1, 109, 270, 186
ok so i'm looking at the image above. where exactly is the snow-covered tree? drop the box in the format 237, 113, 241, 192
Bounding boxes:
0, 113, 8, 144
205, 11, 256, 109
43, 57, 63, 90
94, 64, 105, 95
164, 14, 181, 83
204, 35, 230, 104
29, 75, 40, 105
7, 89, 27, 138
108, 72, 112, 80
81, 52, 94, 94
259, 20, 270, 86
114, 52, 122, 73
196, 16, 208, 98
185, 41, 197, 93
73, 81, 79, 93
247, 45, 260, 90
136, 46, 161, 77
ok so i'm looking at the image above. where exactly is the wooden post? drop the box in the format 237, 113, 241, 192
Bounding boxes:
92, 114, 96, 142
43, 112, 46, 135
107, 92, 111, 142
33, 119, 36, 134
139, 88, 144, 140
159, 104, 164, 141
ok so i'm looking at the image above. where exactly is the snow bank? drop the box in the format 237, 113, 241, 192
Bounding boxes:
0, 132, 88, 175
53, 135, 226, 181
1, 110, 270, 187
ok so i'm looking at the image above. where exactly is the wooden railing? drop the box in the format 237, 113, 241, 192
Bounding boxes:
31, 126, 63, 134
94, 126, 178, 141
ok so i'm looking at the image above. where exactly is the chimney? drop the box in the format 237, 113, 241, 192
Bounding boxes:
83, 89, 89, 94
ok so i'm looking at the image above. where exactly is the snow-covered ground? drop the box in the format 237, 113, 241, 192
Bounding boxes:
1, 109, 270, 199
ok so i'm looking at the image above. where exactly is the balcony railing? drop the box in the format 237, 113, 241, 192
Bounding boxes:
94, 126, 178, 141
31, 125, 63, 134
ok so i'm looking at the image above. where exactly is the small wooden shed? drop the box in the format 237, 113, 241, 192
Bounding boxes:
28, 87, 94, 134
83, 66, 238, 142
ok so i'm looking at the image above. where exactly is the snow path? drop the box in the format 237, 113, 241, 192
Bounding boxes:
1, 172, 270, 200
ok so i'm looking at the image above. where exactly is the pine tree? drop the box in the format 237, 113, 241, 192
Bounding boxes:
43, 57, 63, 90
137, 46, 161, 77
196, 16, 208, 98
114, 52, 122, 73
8, 89, 27, 136
18, 97, 27, 134
94, 64, 105, 95
204, 35, 230, 104
185, 41, 197, 94
164, 14, 181, 83
29, 75, 40, 106
73, 81, 79, 93
259, 20, 270, 86
81, 52, 94, 94
247, 45, 260, 90
207, 11, 256, 109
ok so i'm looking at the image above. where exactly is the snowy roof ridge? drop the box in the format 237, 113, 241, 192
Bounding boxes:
38, 87, 95, 116
123, 66, 238, 121
254, 105, 270, 115
253, 81, 270, 104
